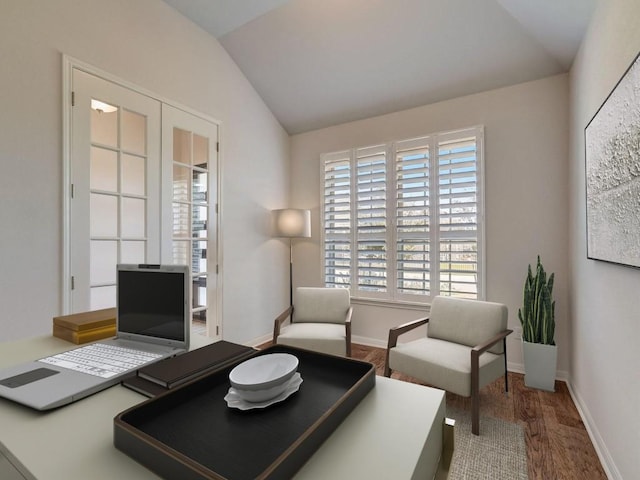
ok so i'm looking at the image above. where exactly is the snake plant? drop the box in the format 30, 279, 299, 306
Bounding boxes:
518, 256, 555, 345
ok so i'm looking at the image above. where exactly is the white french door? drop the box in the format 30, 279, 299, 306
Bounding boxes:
65, 61, 222, 339
161, 105, 220, 339
70, 69, 161, 313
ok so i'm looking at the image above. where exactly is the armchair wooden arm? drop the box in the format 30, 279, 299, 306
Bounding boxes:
272, 306, 294, 344
387, 317, 429, 349
384, 317, 429, 376
470, 328, 512, 435
472, 329, 512, 356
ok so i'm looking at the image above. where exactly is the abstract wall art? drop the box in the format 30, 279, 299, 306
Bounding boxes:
585, 50, 640, 268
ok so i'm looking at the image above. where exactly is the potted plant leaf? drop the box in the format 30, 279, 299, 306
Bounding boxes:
518, 255, 557, 391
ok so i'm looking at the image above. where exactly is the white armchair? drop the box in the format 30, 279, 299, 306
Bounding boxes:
273, 287, 352, 357
384, 296, 512, 435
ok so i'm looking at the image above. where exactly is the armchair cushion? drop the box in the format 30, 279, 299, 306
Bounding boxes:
388, 337, 505, 397
276, 323, 347, 357
427, 296, 507, 354
294, 287, 350, 324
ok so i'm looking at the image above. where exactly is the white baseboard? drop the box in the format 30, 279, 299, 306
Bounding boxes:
565, 382, 620, 480
247, 333, 272, 347
505, 370, 618, 478
352, 335, 388, 349
506, 361, 569, 382
507, 361, 525, 375
507, 363, 619, 479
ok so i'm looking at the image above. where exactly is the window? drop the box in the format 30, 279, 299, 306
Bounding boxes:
322, 126, 484, 303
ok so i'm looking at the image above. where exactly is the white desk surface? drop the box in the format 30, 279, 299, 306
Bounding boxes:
0, 334, 445, 480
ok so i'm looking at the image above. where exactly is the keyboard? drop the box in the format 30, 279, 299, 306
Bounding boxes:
39, 344, 163, 379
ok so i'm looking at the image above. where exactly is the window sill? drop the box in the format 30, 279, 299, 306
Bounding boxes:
350, 297, 430, 312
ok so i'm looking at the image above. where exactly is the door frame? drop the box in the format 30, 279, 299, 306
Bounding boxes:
62, 55, 224, 337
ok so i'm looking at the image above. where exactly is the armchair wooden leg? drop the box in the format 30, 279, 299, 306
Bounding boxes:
471, 391, 480, 435
503, 338, 509, 395
384, 349, 392, 377
471, 351, 480, 436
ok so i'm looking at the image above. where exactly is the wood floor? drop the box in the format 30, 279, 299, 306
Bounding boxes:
349, 343, 607, 480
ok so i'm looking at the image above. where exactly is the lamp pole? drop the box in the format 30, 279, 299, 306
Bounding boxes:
288, 239, 294, 306
272, 209, 311, 308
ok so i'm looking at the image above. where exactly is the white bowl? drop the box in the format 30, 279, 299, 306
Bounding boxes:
230, 373, 301, 403
229, 353, 298, 391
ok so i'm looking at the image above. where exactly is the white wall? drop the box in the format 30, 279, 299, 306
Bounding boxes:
0, 0, 290, 344
290, 74, 570, 371
569, 1, 640, 478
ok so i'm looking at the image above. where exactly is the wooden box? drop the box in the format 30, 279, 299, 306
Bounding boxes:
52, 307, 117, 344
114, 345, 376, 479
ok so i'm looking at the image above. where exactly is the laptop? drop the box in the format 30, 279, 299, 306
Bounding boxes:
0, 264, 190, 410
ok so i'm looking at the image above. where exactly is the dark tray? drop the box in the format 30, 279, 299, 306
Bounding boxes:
114, 345, 376, 480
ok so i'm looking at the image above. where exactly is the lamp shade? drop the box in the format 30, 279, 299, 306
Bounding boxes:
272, 209, 311, 238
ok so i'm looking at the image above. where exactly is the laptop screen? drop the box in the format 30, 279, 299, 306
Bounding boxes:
117, 264, 189, 343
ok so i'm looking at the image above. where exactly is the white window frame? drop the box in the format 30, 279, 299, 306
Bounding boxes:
320, 126, 485, 305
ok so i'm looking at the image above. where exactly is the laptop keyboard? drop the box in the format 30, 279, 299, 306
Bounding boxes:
38, 344, 163, 379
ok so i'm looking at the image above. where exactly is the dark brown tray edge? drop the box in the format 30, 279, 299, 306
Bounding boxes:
114, 346, 376, 480
114, 352, 263, 480
261, 365, 375, 479
114, 422, 222, 480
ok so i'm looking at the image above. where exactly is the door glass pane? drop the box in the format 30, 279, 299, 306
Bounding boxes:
90, 240, 117, 285
192, 170, 207, 203
195, 226, 207, 239
193, 205, 207, 237
191, 309, 207, 324
121, 197, 145, 237
192, 311, 207, 325
173, 165, 190, 202
122, 154, 145, 196
90, 193, 118, 236
172, 240, 189, 265
193, 134, 208, 168
121, 110, 146, 155
90, 147, 117, 192
91, 100, 118, 147
193, 275, 207, 309
91, 285, 116, 310
173, 202, 190, 237
121, 240, 146, 264
173, 128, 191, 164
192, 240, 207, 274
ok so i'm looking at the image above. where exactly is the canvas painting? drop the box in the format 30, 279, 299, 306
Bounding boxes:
585, 51, 640, 268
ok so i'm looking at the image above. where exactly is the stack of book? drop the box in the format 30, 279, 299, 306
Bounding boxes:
52, 308, 117, 344
122, 340, 256, 397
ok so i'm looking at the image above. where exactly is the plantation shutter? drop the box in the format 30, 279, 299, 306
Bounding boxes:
322, 151, 352, 288
356, 145, 387, 293
437, 127, 482, 299
395, 137, 431, 298
320, 126, 483, 303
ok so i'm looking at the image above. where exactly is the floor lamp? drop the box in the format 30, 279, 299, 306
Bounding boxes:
272, 209, 311, 306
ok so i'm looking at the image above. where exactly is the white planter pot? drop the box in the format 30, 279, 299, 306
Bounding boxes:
522, 340, 557, 392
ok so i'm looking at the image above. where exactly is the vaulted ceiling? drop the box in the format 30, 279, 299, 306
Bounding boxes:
163, 0, 596, 134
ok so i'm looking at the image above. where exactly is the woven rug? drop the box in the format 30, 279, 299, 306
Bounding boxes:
446, 408, 528, 480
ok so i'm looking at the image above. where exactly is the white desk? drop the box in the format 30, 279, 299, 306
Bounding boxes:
0, 335, 445, 480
